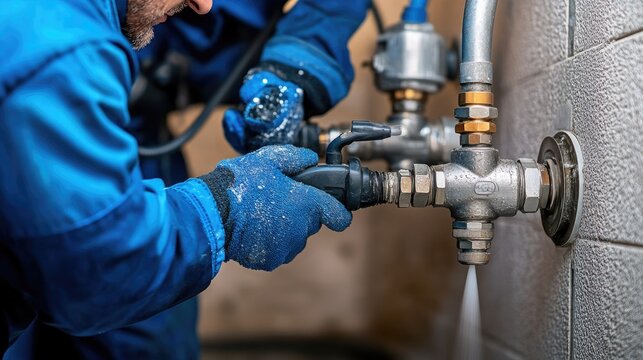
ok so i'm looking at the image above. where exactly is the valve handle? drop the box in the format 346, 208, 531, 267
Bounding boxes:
325, 121, 400, 165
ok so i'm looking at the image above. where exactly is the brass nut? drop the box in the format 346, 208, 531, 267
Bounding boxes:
393, 89, 426, 101
398, 169, 413, 208
455, 121, 497, 134
412, 164, 432, 208
539, 163, 551, 209
458, 92, 494, 106
433, 168, 447, 206
318, 133, 330, 147
454, 105, 498, 120
460, 133, 493, 146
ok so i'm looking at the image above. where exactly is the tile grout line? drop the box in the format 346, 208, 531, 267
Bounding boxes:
579, 238, 643, 252
567, 0, 576, 58
612, 27, 643, 43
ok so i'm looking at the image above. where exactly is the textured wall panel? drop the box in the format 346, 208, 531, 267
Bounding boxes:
483, 0, 642, 359
573, 239, 643, 359
568, 33, 643, 245
574, 0, 643, 54
495, 60, 569, 159
478, 214, 572, 359
494, 0, 568, 89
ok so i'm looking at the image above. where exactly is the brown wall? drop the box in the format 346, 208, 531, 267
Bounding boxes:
170, 1, 468, 358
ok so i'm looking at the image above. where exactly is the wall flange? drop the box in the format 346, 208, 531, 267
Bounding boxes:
538, 131, 584, 247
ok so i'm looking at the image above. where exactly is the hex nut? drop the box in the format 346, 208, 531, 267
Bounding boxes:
458, 251, 491, 265
433, 168, 447, 206
539, 164, 551, 209
455, 120, 497, 134
518, 158, 542, 213
412, 164, 432, 207
398, 169, 413, 208
458, 239, 491, 250
454, 105, 498, 120
460, 133, 493, 146
452, 221, 494, 240
458, 92, 494, 106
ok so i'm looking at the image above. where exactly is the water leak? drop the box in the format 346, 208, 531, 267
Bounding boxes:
454, 265, 482, 360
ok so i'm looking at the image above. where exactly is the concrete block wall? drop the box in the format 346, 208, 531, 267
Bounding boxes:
482, 0, 643, 359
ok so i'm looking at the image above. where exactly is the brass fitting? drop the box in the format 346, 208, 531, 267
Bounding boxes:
392, 88, 427, 102
455, 120, 496, 134
458, 91, 494, 106
318, 132, 330, 150
454, 91, 498, 142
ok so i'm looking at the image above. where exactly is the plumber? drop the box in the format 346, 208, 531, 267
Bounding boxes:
0, 0, 372, 357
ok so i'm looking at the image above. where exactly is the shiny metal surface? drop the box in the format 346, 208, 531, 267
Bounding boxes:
460, 0, 497, 91
538, 131, 584, 246
372, 22, 447, 93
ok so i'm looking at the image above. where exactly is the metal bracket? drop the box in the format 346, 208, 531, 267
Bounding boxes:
538, 131, 584, 246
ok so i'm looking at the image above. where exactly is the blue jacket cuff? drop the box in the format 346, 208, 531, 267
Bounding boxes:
168, 179, 226, 277
260, 35, 350, 109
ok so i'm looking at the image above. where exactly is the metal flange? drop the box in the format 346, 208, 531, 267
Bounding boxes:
538, 131, 584, 246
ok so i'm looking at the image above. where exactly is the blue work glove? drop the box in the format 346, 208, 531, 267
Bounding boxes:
223, 70, 304, 154
199, 145, 352, 271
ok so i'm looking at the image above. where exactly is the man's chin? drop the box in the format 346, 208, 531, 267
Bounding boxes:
127, 28, 154, 50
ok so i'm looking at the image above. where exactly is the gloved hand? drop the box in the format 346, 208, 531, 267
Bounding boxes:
199, 145, 352, 271
223, 70, 304, 154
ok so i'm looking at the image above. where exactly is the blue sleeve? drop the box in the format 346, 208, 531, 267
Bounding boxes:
260, 0, 371, 114
0, 41, 225, 336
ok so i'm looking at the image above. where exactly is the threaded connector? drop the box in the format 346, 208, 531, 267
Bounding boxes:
454, 91, 497, 146
453, 220, 494, 265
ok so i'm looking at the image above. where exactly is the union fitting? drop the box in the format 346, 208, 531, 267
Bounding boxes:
454, 91, 497, 146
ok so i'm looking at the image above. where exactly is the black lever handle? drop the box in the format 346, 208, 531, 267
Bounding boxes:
294, 121, 399, 210
325, 121, 400, 165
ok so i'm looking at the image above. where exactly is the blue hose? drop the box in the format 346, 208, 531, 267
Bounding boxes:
402, 0, 428, 23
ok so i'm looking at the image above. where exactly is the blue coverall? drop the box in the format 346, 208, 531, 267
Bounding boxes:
0, 0, 370, 358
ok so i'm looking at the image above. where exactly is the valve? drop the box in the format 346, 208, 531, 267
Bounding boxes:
293, 15, 460, 171
294, 123, 584, 266
293, 121, 400, 211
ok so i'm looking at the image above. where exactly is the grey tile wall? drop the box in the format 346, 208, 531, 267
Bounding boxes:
574, 0, 643, 54
483, 0, 643, 358
569, 33, 643, 245
572, 239, 643, 359
494, 0, 568, 90
478, 214, 572, 359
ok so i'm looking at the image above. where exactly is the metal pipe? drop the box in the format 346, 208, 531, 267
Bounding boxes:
462, 0, 497, 63
460, 0, 498, 91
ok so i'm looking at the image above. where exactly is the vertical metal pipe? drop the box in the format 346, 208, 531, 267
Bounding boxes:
460, 0, 498, 92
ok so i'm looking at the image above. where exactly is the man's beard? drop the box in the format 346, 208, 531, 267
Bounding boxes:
123, 0, 187, 50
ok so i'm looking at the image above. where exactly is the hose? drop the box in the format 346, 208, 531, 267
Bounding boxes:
139, 2, 386, 157
371, 0, 385, 34
402, 0, 429, 23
